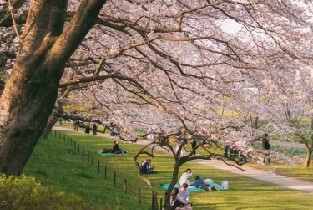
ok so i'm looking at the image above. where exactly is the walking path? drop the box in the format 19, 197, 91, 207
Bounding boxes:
54, 126, 313, 194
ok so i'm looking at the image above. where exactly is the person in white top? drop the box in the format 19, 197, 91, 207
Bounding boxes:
170, 186, 192, 210
147, 133, 155, 141
179, 168, 193, 186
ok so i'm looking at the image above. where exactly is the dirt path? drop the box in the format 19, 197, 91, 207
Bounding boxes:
54, 126, 313, 194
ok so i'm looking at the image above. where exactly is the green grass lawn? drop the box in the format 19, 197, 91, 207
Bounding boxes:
24, 128, 313, 210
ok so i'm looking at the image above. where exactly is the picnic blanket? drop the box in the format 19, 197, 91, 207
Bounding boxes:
97, 150, 128, 156
160, 183, 205, 192
160, 180, 227, 192
204, 179, 226, 191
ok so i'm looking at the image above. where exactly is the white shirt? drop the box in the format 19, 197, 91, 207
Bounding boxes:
147, 134, 155, 141
178, 188, 190, 204
179, 171, 192, 186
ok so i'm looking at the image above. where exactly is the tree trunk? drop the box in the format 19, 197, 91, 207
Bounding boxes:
304, 147, 312, 168
0, 0, 105, 175
305, 118, 313, 168
42, 115, 59, 139
164, 161, 181, 210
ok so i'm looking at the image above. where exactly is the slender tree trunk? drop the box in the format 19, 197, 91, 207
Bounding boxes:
305, 118, 313, 168
164, 161, 181, 210
42, 115, 59, 139
0, 0, 105, 175
304, 147, 312, 168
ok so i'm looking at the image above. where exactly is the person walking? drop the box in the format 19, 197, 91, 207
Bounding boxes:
262, 133, 271, 164
191, 139, 197, 156
92, 123, 98, 135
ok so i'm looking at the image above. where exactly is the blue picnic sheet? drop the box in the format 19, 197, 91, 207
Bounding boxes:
160, 183, 204, 192
205, 180, 226, 191
160, 180, 227, 191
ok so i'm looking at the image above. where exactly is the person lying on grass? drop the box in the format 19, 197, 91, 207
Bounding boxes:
194, 176, 224, 191
193, 175, 221, 191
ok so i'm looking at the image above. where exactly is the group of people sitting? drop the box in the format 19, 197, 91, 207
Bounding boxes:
170, 168, 226, 210
140, 159, 155, 174
170, 182, 192, 210
170, 168, 193, 210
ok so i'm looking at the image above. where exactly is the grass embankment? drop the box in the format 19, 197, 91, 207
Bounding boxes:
23, 131, 152, 210
24, 128, 313, 210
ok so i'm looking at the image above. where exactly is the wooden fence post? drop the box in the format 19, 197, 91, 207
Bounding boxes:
159, 198, 163, 210
54, 130, 57, 138
113, 171, 116, 187
138, 187, 141, 204
104, 166, 107, 179
124, 179, 127, 194
97, 160, 100, 173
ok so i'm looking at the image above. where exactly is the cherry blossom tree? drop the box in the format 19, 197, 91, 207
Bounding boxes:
1, 3, 313, 210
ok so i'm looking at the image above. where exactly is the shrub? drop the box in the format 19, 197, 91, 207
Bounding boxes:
0, 174, 88, 210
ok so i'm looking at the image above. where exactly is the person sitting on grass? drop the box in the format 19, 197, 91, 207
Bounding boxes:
193, 176, 211, 191
170, 187, 192, 210
140, 159, 155, 174
179, 168, 193, 186
102, 140, 123, 154
178, 183, 192, 208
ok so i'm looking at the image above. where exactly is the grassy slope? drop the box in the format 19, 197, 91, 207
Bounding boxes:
23, 131, 151, 210
24, 128, 313, 210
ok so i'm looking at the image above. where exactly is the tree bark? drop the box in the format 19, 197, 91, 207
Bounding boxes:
304, 146, 312, 168
304, 118, 313, 168
164, 160, 181, 210
42, 115, 59, 139
0, 0, 105, 175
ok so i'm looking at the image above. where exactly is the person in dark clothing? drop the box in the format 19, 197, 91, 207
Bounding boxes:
112, 140, 120, 152
191, 139, 197, 156
194, 176, 210, 190
85, 125, 90, 134
262, 133, 271, 164
140, 159, 154, 174
102, 140, 122, 154
224, 145, 230, 158
159, 134, 167, 146
92, 123, 98, 135
262, 133, 271, 150
73, 120, 79, 131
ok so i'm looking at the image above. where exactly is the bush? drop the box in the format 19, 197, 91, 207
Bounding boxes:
0, 174, 88, 210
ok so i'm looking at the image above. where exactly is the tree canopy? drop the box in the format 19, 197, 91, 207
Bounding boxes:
1, 0, 313, 173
